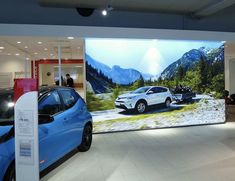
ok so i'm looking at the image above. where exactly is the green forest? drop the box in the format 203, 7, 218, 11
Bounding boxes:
145, 58, 224, 98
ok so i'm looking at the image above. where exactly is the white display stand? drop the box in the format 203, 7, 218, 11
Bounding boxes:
14, 79, 39, 181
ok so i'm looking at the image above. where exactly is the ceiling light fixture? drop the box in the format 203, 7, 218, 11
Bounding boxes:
38, 41, 42, 44
44, 48, 48, 51
102, 5, 113, 16
26, 58, 30, 60
0, 47, 5, 49
24, 46, 28, 49
34, 52, 38, 55
7, 53, 11, 55
102, 9, 107, 16
15, 53, 20, 56
17, 41, 21, 44
67, 37, 74, 40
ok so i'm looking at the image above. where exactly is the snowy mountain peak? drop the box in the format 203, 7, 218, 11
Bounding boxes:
86, 54, 145, 85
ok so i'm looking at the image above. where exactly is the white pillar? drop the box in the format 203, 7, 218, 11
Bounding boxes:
24, 56, 28, 78
58, 45, 62, 86
32, 60, 35, 79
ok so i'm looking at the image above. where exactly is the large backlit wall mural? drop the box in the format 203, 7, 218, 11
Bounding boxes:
85, 39, 225, 133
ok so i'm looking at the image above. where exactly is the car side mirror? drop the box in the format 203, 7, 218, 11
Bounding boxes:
39, 114, 54, 125
147, 90, 154, 95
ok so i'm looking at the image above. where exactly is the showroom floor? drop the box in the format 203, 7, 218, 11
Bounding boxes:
41, 122, 235, 181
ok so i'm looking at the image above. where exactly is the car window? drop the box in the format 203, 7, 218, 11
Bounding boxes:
131, 87, 151, 94
38, 91, 62, 115
149, 87, 160, 93
159, 87, 168, 92
0, 93, 14, 121
59, 90, 79, 110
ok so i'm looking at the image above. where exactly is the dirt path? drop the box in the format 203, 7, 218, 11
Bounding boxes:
91, 95, 225, 133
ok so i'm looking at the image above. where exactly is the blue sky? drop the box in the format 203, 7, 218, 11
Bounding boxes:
85, 38, 223, 75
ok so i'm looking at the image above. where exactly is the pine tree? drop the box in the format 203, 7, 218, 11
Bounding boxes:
198, 56, 208, 91
177, 65, 185, 81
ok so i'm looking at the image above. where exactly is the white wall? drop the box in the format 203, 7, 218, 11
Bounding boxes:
0, 56, 31, 87
1, 24, 235, 41
225, 43, 235, 94
39, 63, 84, 86
228, 60, 235, 94
39, 64, 55, 86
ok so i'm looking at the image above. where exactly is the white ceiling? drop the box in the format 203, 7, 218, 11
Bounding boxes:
39, 0, 235, 17
0, 36, 84, 61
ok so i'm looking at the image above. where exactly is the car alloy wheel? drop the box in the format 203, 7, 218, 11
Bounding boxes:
78, 124, 92, 152
137, 102, 146, 113
165, 99, 171, 108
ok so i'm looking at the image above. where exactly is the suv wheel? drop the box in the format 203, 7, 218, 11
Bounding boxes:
165, 98, 171, 108
78, 124, 92, 152
135, 101, 147, 114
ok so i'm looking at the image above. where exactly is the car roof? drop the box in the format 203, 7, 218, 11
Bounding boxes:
148, 86, 168, 89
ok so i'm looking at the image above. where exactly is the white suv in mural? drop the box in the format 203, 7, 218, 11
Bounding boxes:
115, 86, 173, 113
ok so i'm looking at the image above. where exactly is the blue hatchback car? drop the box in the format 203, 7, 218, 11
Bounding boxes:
0, 86, 93, 181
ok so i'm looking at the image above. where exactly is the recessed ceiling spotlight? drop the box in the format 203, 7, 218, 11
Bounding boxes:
44, 48, 48, 51
7, 53, 11, 55
34, 52, 38, 55
17, 41, 21, 44
102, 5, 113, 16
24, 46, 28, 49
50, 53, 54, 56
26, 57, 30, 60
67, 37, 74, 40
0, 46, 5, 49
38, 41, 42, 44
102, 9, 107, 16
15, 53, 20, 56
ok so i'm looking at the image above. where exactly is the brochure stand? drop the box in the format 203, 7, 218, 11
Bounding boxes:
14, 79, 39, 181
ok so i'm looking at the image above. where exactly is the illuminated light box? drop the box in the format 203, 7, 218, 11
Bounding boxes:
85, 39, 225, 133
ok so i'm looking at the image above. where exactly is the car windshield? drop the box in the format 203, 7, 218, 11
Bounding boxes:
0, 93, 14, 122
131, 87, 151, 94
0, 90, 49, 124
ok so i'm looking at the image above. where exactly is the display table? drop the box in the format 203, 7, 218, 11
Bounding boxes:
226, 105, 235, 121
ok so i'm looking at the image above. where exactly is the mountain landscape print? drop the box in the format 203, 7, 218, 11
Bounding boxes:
85, 38, 225, 133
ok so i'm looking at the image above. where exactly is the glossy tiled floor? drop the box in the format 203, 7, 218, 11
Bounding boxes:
41, 123, 235, 181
